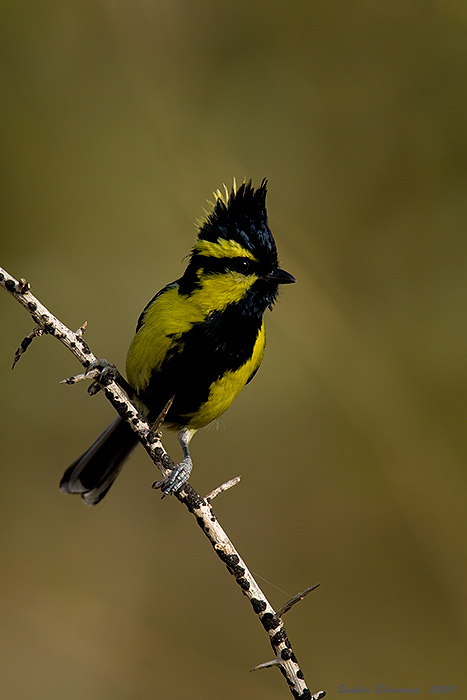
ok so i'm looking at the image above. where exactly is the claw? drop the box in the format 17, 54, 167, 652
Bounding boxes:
160, 456, 193, 497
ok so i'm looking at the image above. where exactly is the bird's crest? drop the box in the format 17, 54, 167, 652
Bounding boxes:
194, 179, 277, 263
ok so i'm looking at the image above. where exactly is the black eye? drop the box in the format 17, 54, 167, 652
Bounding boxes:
231, 258, 252, 274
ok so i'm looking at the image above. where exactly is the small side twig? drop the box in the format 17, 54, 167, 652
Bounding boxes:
205, 476, 241, 501
60, 368, 100, 385
1, 266, 325, 700
277, 585, 321, 618
12, 325, 44, 369
251, 659, 280, 671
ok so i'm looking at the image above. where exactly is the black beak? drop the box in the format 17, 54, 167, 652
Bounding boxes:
269, 267, 296, 284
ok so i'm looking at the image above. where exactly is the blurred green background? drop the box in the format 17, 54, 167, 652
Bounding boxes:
1, 2, 466, 698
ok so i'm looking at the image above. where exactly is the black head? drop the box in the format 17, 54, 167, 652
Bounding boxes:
196, 179, 278, 267
179, 179, 295, 303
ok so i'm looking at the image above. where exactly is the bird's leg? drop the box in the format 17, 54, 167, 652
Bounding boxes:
160, 427, 195, 496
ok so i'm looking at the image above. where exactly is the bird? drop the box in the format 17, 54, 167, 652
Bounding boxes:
60, 179, 295, 505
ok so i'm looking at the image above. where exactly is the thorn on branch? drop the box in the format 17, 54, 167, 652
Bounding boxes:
250, 656, 326, 699
11, 325, 44, 369
148, 400, 176, 498
250, 659, 280, 672
153, 396, 174, 432
276, 584, 320, 618
75, 321, 87, 337
205, 476, 241, 501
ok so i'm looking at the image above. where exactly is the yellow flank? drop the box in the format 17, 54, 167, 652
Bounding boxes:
126, 284, 193, 391
126, 270, 259, 393
194, 238, 257, 260
183, 322, 266, 429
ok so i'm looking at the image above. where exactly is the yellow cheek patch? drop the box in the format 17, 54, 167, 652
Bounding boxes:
186, 323, 266, 429
189, 270, 258, 314
194, 238, 257, 261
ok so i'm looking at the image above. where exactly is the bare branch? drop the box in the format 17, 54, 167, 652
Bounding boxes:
1, 266, 325, 700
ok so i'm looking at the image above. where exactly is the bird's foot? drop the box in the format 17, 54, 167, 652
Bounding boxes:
86, 358, 119, 395
86, 359, 133, 397
154, 456, 193, 497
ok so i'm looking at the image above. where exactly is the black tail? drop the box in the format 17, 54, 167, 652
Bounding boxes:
60, 417, 139, 505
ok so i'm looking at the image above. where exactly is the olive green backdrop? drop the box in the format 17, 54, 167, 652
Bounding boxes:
1, 2, 466, 698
